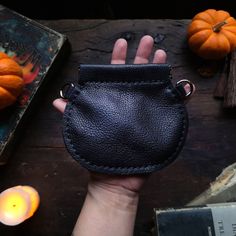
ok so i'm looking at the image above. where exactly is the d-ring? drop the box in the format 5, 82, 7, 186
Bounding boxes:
59, 83, 75, 99
176, 79, 194, 98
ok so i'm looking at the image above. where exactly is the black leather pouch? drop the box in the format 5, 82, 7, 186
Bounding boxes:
61, 64, 192, 175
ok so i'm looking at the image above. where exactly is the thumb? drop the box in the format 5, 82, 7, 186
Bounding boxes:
52, 98, 67, 113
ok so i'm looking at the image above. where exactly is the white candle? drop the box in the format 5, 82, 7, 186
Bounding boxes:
0, 186, 40, 226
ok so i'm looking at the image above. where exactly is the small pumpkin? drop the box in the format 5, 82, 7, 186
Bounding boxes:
187, 9, 236, 59
0, 52, 24, 110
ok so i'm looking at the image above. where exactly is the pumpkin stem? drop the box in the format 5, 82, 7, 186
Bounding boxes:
213, 21, 227, 32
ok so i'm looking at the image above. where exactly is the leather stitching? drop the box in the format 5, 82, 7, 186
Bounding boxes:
81, 80, 170, 84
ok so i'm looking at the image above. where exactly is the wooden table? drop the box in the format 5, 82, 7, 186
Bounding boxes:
1, 19, 236, 236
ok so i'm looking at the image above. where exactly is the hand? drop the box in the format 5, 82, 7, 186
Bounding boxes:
53, 35, 194, 197
53, 35, 195, 236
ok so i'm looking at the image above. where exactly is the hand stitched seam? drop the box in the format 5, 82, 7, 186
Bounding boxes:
81, 80, 169, 85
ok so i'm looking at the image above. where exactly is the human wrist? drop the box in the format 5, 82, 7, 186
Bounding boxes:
72, 179, 139, 236
87, 180, 139, 213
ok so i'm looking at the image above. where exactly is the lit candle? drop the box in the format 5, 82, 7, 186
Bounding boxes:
0, 185, 40, 226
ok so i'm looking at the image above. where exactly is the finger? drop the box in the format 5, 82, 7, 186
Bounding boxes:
184, 83, 196, 102
53, 98, 67, 113
153, 49, 167, 64
111, 38, 127, 64
184, 83, 196, 94
134, 35, 154, 64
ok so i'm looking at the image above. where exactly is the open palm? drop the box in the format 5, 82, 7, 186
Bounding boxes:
53, 35, 192, 193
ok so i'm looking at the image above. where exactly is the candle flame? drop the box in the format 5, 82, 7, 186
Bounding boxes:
0, 188, 30, 226
0, 186, 40, 226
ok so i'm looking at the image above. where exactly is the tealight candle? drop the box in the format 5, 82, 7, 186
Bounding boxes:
0, 185, 40, 226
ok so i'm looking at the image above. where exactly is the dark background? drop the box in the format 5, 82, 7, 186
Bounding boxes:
1, 0, 236, 19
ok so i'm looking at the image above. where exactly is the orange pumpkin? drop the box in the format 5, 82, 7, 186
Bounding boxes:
0, 52, 24, 110
187, 9, 236, 59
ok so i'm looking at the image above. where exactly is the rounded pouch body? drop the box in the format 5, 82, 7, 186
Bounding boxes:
62, 64, 189, 175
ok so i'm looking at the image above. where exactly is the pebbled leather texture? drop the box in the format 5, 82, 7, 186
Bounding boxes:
62, 64, 189, 175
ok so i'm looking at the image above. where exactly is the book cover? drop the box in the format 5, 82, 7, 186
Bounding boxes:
0, 5, 69, 163
154, 202, 236, 236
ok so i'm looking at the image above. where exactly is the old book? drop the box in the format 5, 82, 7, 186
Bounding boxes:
154, 202, 236, 236
0, 5, 70, 163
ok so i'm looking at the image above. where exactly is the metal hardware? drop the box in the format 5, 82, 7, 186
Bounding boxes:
59, 83, 75, 99
176, 79, 194, 98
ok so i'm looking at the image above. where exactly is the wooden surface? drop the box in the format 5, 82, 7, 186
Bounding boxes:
1, 19, 236, 236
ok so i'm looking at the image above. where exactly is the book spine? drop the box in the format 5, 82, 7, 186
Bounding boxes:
154, 203, 236, 236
